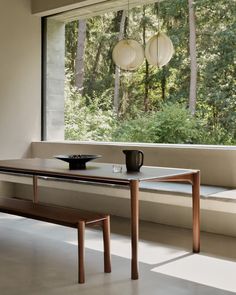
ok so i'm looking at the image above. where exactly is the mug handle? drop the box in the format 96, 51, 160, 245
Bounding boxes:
138, 151, 144, 169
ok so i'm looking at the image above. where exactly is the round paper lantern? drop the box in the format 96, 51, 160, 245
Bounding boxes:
112, 39, 144, 71
145, 32, 174, 67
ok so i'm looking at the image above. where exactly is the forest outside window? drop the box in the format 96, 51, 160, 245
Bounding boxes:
43, 0, 235, 145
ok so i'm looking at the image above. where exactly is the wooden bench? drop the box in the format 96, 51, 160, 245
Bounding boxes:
0, 197, 111, 284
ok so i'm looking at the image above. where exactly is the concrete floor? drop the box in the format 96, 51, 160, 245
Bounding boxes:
0, 214, 236, 295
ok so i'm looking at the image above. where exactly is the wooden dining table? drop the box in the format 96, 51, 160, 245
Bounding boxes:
0, 158, 200, 280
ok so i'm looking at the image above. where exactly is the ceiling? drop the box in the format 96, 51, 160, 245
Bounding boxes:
49, 0, 162, 21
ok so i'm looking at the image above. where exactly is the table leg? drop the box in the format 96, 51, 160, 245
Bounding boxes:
192, 171, 200, 252
33, 175, 38, 203
130, 180, 139, 280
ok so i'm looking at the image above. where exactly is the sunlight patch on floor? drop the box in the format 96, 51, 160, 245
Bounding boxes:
66, 235, 188, 265
152, 254, 236, 293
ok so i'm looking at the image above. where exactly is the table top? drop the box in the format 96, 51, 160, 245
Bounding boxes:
0, 158, 197, 184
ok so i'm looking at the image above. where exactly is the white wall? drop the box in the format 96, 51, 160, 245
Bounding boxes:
0, 0, 41, 160
0, 0, 41, 193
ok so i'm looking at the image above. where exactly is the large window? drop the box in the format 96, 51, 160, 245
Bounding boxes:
43, 0, 236, 145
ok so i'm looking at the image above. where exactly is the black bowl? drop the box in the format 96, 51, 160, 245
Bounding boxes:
54, 154, 101, 170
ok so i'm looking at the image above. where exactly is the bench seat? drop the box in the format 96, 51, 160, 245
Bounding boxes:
140, 182, 232, 199
0, 197, 111, 283
0, 197, 107, 227
66, 180, 233, 201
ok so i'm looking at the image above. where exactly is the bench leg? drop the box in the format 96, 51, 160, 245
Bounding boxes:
103, 216, 111, 273
78, 221, 85, 284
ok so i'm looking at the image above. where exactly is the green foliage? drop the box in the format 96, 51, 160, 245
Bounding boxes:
112, 115, 154, 143
112, 103, 236, 144
64, 0, 236, 145
65, 81, 116, 141
149, 104, 198, 144
112, 103, 198, 143
196, 0, 236, 137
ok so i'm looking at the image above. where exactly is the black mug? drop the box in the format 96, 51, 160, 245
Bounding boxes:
123, 150, 144, 172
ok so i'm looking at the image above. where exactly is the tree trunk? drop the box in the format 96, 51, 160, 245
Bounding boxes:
188, 0, 197, 115
161, 70, 166, 101
144, 60, 149, 112
143, 7, 149, 112
88, 39, 103, 95
75, 19, 87, 95
114, 10, 126, 116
